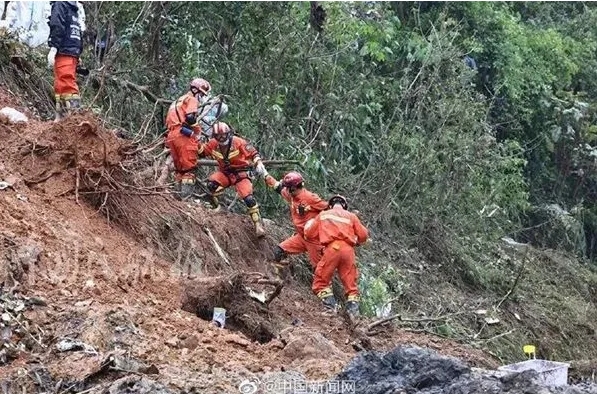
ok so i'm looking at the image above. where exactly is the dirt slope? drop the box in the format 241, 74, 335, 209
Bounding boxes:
0, 90, 496, 393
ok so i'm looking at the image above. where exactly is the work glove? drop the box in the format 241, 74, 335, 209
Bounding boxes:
47, 47, 57, 69
76, 64, 90, 76
254, 161, 267, 178
264, 174, 279, 189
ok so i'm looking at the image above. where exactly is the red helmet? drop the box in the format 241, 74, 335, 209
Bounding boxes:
328, 195, 348, 210
190, 78, 211, 95
212, 122, 231, 142
282, 171, 304, 188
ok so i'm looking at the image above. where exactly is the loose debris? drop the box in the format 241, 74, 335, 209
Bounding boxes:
332, 345, 597, 394
0, 292, 46, 364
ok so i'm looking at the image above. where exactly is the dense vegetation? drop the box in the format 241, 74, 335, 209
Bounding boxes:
75, 1, 597, 306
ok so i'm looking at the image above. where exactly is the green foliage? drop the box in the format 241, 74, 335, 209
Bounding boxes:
73, 2, 597, 331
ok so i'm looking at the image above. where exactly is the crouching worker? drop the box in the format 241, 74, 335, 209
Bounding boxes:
197, 122, 269, 237
264, 171, 328, 280
304, 195, 369, 317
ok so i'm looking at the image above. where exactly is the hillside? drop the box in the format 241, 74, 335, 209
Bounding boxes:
6, 2, 597, 392
0, 90, 500, 392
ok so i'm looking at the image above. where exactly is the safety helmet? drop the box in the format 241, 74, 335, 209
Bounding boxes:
212, 121, 231, 143
189, 78, 211, 96
282, 171, 304, 188
328, 195, 348, 210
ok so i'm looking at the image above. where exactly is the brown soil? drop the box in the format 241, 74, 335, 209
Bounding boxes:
0, 92, 498, 393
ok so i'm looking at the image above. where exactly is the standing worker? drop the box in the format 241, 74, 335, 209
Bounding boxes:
304, 195, 369, 316
197, 121, 270, 237
47, 1, 84, 121
164, 78, 211, 199
264, 171, 328, 279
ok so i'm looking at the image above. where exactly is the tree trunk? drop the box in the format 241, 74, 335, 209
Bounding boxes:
146, 2, 169, 66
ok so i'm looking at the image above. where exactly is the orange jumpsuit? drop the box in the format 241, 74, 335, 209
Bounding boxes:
304, 205, 369, 301
277, 187, 328, 268
165, 93, 202, 182
197, 136, 260, 199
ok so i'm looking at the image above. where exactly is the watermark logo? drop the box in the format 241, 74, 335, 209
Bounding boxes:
238, 379, 259, 394
238, 378, 356, 394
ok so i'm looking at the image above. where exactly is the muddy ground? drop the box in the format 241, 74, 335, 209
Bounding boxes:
0, 91, 500, 393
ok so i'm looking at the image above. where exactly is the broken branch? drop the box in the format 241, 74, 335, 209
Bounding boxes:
203, 226, 232, 267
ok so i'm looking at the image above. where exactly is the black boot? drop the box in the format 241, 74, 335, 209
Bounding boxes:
54, 95, 65, 122
64, 94, 82, 116
321, 295, 338, 312
179, 179, 196, 200
345, 300, 360, 317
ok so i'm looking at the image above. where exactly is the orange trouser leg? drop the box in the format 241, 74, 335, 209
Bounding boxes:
305, 239, 323, 269
54, 54, 79, 96
168, 132, 199, 181
312, 245, 342, 296
336, 245, 359, 298
209, 171, 232, 188
234, 177, 253, 200
280, 234, 307, 256
280, 234, 323, 270
280, 233, 324, 269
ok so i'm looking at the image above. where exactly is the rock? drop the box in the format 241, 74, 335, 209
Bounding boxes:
179, 335, 199, 350
16, 241, 41, 269
0, 107, 28, 124
94, 237, 105, 251
278, 328, 347, 362
56, 337, 97, 353
165, 337, 179, 348
4, 175, 19, 187
100, 375, 176, 394
266, 339, 285, 350
74, 299, 93, 307
223, 333, 251, 347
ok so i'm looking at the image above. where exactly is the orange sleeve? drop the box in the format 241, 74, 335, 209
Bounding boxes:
240, 138, 260, 162
197, 140, 214, 157
281, 188, 292, 203
352, 215, 369, 245
183, 95, 199, 117
303, 215, 320, 241
305, 192, 329, 212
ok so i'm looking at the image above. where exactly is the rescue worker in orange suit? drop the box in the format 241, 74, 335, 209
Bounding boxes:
264, 171, 329, 280
304, 195, 369, 316
47, 1, 83, 121
164, 78, 211, 199
197, 121, 269, 237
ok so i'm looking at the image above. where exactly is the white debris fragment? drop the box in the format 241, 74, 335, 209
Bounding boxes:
0, 107, 28, 124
